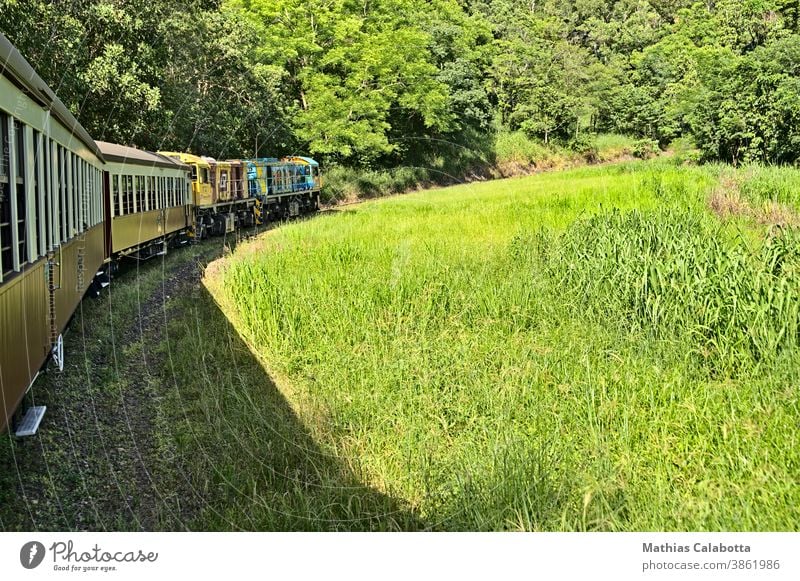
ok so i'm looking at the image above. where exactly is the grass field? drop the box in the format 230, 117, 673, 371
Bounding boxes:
203, 160, 800, 531
3, 159, 798, 532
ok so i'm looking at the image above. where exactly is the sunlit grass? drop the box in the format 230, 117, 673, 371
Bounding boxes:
204, 160, 800, 530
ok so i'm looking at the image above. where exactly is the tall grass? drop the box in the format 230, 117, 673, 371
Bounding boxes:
204, 161, 800, 530
539, 209, 800, 371
737, 165, 800, 209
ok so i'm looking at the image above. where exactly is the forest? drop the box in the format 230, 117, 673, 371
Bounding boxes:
2, 0, 799, 175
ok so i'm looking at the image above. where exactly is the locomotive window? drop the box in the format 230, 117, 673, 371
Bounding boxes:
200, 167, 208, 184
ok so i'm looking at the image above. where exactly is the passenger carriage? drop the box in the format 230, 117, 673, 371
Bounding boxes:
96, 141, 191, 259
0, 33, 106, 434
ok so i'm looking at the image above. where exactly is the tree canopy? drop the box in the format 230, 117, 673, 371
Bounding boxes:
2, 0, 799, 166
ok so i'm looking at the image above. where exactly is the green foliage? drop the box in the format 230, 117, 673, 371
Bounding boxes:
5, 0, 800, 178
632, 138, 661, 159
321, 165, 431, 203
494, 131, 554, 166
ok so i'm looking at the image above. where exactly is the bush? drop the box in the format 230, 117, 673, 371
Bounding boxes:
321, 165, 430, 203
567, 135, 599, 162
495, 130, 551, 166
632, 138, 661, 159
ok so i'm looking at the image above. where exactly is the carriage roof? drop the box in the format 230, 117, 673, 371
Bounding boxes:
0, 32, 103, 161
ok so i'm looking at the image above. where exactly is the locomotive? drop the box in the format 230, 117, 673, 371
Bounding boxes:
0, 33, 321, 435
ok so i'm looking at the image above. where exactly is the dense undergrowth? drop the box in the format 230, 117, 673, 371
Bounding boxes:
321, 132, 654, 204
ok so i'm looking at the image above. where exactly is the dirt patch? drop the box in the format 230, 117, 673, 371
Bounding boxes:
709, 175, 800, 228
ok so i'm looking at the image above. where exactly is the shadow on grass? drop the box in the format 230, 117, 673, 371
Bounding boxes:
0, 234, 424, 531
160, 279, 426, 531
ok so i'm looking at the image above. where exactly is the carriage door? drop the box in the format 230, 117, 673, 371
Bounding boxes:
102, 171, 111, 259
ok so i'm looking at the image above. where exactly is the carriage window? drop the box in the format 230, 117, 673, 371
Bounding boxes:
120, 175, 127, 215
144, 176, 151, 210
77, 159, 85, 231
0, 115, 11, 279
33, 130, 45, 257
82, 161, 88, 227
43, 138, 53, 251
113, 174, 120, 216
122, 175, 132, 215
57, 146, 66, 241
135, 176, 143, 213
86, 163, 92, 226
69, 154, 77, 235
12, 120, 27, 266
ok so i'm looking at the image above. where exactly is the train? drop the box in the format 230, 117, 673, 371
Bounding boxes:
0, 33, 321, 435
